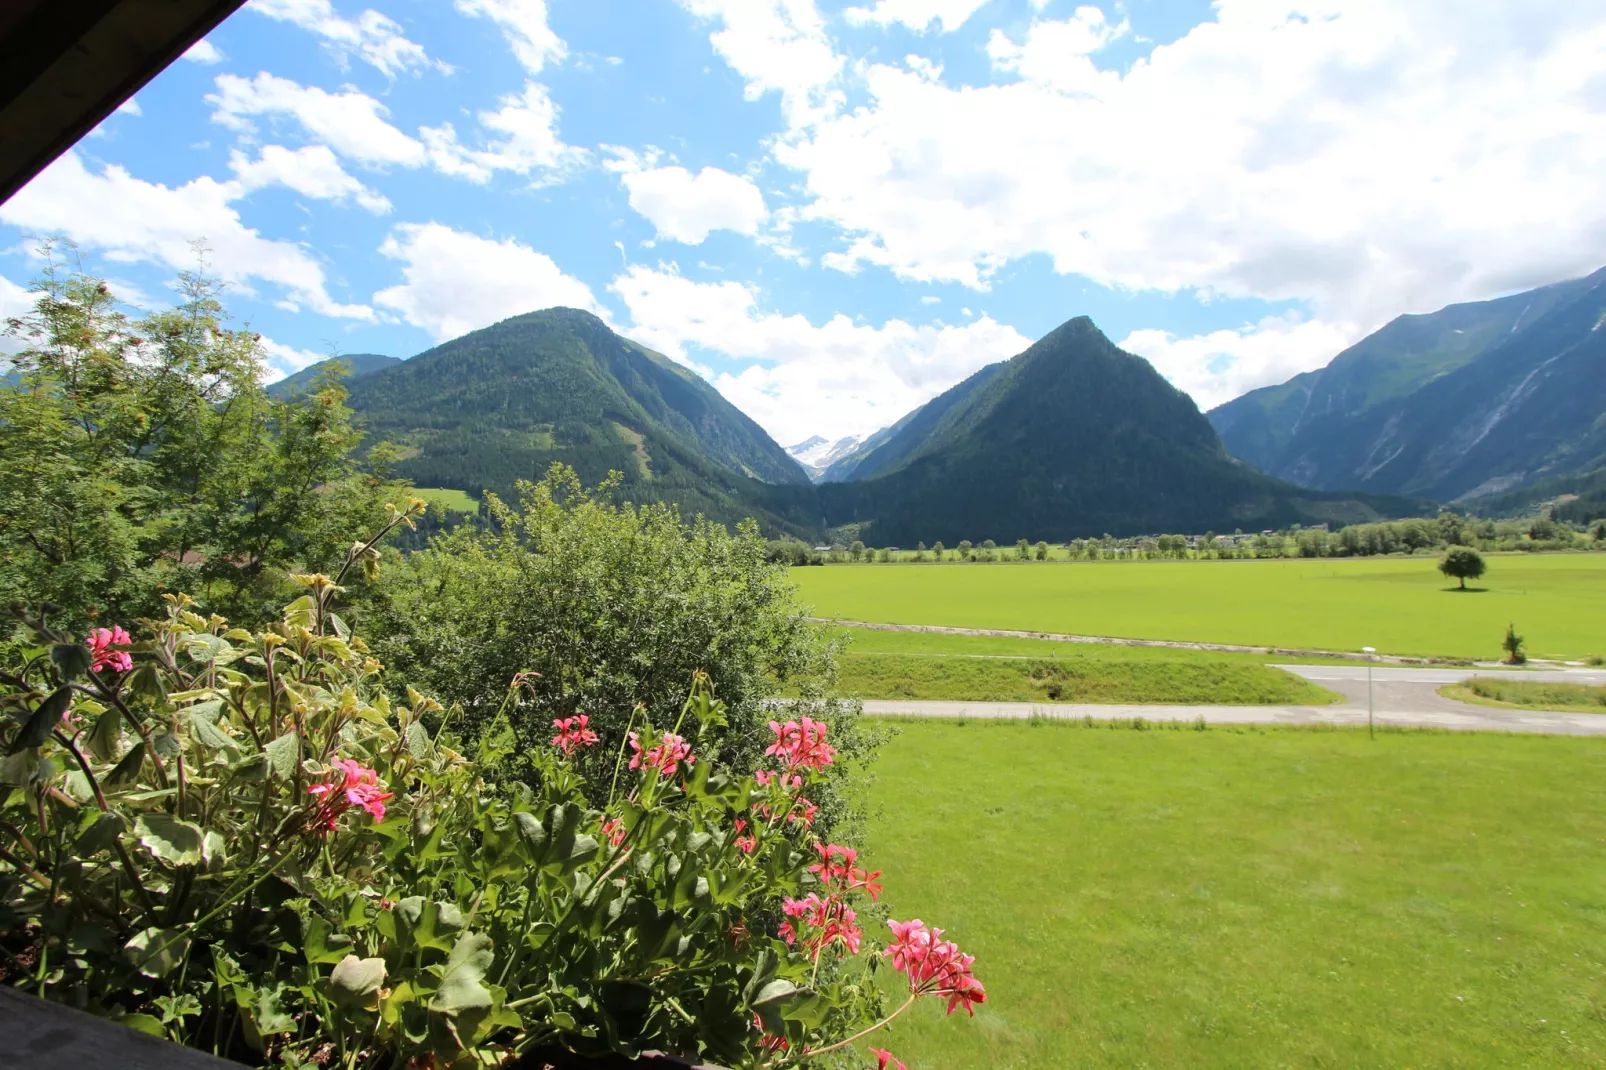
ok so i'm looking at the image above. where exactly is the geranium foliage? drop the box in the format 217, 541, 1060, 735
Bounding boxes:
0, 514, 980, 1068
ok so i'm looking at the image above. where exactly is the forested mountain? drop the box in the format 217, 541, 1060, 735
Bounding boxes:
341, 309, 819, 533
267, 353, 401, 398
1208, 266, 1606, 501
814, 317, 1421, 544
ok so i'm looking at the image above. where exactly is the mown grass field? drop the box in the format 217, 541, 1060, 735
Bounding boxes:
863, 720, 1606, 1069
794, 555, 1606, 659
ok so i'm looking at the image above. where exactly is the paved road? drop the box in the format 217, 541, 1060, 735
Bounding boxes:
859, 665, 1606, 736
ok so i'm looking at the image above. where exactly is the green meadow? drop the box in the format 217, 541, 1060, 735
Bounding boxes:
794, 555, 1606, 659
414, 486, 479, 513
863, 720, 1606, 1069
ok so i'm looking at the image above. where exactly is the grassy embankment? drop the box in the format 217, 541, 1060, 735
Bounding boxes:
825, 629, 1338, 705
1444, 677, 1606, 713
795, 554, 1606, 660
864, 720, 1606, 1069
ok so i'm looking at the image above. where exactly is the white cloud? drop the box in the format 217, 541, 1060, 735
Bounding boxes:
607, 153, 768, 244
677, 0, 845, 127
608, 264, 1031, 442
374, 222, 599, 340
258, 337, 331, 381
0, 151, 371, 320
919, 294, 940, 304
210, 72, 428, 166
184, 38, 225, 64
455, 0, 567, 73
771, 0, 1606, 369
210, 72, 582, 183
250, 0, 444, 78
1118, 314, 1361, 411
116, 98, 143, 117
985, 5, 1128, 92
844, 0, 994, 34
0, 275, 36, 357
229, 144, 393, 212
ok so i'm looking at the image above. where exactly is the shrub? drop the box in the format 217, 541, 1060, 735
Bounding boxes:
1501, 622, 1526, 665
368, 466, 875, 840
0, 527, 981, 1067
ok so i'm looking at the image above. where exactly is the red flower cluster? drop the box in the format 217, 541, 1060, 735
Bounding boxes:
307, 759, 394, 831
753, 1015, 789, 1056
779, 893, 863, 956
550, 714, 600, 755
754, 769, 803, 792
628, 731, 696, 776
599, 816, 627, 847
732, 818, 757, 854
884, 920, 986, 1016
765, 716, 836, 772
870, 1049, 908, 1070
86, 626, 133, 674
810, 843, 883, 901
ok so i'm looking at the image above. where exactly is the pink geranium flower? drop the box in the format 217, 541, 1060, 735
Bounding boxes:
870, 1049, 908, 1070
765, 716, 836, 773
551, 714, 600, 756
779, 893, 863, 956
628, 731, 695, 777
733, 818, 757, 854
810, 843, 883, 901
883, 919, 986, 1016
307, 758, 394, 831
600, 816, 628, 847
86, 626, 133, 674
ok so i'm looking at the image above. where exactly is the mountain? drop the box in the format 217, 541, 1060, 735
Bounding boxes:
815, 317, 1422, 544
342, 308, 818, 533
267, 353, 401, 398
786, 434, 867, 482
1208, 266, 1606, 501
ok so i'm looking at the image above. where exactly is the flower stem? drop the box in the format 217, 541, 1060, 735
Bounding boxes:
803, 993, 918, 1058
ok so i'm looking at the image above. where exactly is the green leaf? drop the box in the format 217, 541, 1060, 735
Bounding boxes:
430, 932, 495, 1015
328, 954, 388, 1010
87, 706, 122, 762
265, 731, 300, 778
135, 812, 206, 866
104, 741, 145, 785
152, 731, 182, 759
188, 709, 238, 752
405, 721, 430, 759
302, 915, 354, 964
50, 643, 92, 682
124, 926, 191, 978
513, 811, 548, 860
75, 811, 126, 856
115, 1013, 166, 1038
126, 664, 168, 705
183, 634, 234, 664
9, 687, 70, 754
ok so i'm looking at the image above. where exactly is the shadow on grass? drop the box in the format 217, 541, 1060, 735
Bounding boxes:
1440, 586, 1490, 593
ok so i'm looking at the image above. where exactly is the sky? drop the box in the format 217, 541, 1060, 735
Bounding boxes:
3, 0, 1606, 447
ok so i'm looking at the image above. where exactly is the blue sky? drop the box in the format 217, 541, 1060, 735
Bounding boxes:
4, 0, 1605, 445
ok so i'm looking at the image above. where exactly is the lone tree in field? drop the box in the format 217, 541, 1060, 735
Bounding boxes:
1438, 545, 1486, 589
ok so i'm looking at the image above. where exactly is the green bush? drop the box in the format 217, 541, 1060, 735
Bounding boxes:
0, 523, 981, 1067
368, 467, 876, 838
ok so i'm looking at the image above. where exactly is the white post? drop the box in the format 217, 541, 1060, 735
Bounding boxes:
1363, 647, 1376, 739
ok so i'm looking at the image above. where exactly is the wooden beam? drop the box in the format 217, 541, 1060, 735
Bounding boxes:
0, 0, 248, 205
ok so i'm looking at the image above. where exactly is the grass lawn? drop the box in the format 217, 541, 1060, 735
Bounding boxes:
1443, 677, 1606, 713
863, 720, 1606, 1068
414, 487, 479, 514
793, 554, 1606, 659
833, 652, 1335, 705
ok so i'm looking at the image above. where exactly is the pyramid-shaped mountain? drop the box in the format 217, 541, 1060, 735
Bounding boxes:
342, 309, 819, 533
817, 317, 1421, 544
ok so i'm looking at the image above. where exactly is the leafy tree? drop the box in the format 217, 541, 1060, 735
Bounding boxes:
958, 539, 973, 560
1592, 521, 1606, 542
1502, 622, 1526, 665
932, 540, 945, 559
849, 539, 866, 561
0, 244, 405, 628
1438, 545, 1486, 589
1034, 540, 1049, 561
1015, 538, 1030, 560
981, 539, 997, 551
